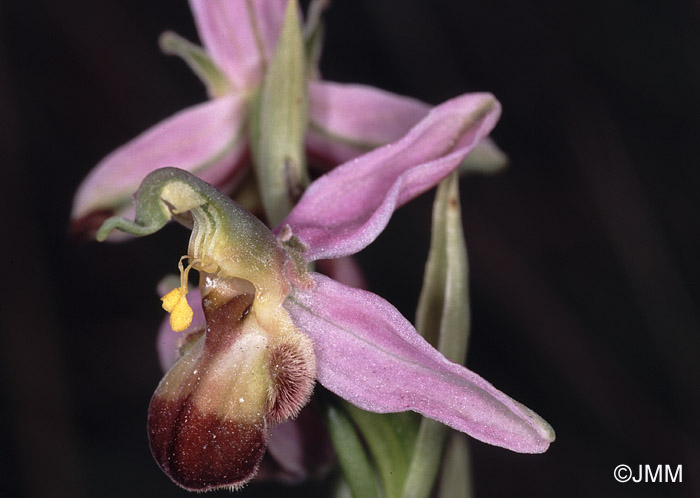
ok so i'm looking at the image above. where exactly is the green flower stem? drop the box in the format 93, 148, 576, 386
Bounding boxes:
325, 404, 380, 498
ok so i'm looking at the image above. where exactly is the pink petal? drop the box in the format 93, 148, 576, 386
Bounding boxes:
278, 93, 501, 261
306, 81, 430, 166
157, 288, 206, 372
72, 95, 247, 221
285, 273, 555, 453
189, 0, 287, 89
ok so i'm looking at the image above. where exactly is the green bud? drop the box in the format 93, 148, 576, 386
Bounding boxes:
250, 0, 309, 226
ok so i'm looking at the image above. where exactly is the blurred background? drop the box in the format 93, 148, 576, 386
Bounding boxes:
1, 0, 699, 497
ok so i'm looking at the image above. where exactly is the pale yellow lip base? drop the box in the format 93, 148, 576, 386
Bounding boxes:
161, 255, 201, 332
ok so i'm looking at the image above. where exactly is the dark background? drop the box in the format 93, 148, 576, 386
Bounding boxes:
1, 0, 699, 497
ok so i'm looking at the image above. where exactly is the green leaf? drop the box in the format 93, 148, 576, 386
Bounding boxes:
402, 170, 471, 498
325, 404, 380, 498
250, 0, 309, 226
344, 403, 418, 498
401, 419, 449, 498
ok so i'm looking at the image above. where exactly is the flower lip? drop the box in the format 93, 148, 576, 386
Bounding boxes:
149, 265, 316, 491
148, 395, 268, 492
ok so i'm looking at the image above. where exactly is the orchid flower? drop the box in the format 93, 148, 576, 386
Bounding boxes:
71, 0, 506, 234
71, 0, 418, 230
96, 93, 554, 491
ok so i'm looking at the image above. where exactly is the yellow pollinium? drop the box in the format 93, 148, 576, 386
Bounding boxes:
161, 256, 197, 332
161, 286, 193, 332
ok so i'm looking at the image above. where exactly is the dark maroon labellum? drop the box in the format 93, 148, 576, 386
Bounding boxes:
148, 396, 267, 491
